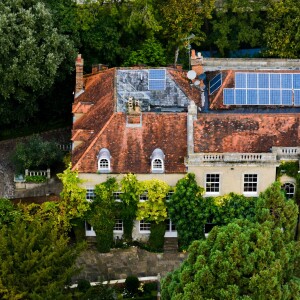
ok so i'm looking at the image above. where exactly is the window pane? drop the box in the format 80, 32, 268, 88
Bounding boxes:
282, 183, 295, 199
140, 220, 151, 231
206, 174, 220, 193
244, 174, 258, 192
114, 219, 123, 231
99, 159, 109, 169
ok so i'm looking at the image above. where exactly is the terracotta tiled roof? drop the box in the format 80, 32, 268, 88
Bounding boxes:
194, 114, 300, 153
73, 113, 187, 173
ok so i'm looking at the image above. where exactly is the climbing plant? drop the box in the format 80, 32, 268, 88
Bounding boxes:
119, 174, 143, 241
168, 173, 206, 249
88, 177, 119, 252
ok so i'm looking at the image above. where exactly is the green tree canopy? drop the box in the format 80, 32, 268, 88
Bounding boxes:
0, 218, 82, 299
263, 0, 300, 58
162, 219, 300, 300
0, 0, 76, 125
11, 134, 63, 173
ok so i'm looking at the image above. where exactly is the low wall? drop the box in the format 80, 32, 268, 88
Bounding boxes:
73, 247, 187, 283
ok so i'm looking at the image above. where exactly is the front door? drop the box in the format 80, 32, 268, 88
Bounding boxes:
164, 219, 177, 237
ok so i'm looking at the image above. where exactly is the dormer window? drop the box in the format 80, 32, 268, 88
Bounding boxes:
150, 148, 165, 173
97, 148, 111, 173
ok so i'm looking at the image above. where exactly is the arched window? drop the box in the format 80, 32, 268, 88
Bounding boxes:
97, 148, 111, 173
282, 182, 295, 199
150, 148, 165, 173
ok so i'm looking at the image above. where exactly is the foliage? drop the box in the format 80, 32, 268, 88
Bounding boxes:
157, 0, 215, 64
255, 181, 299, 242
161, 218, 300, 300
120, 174, 142, 241
88, 177, 119, 252
0, 218, 82, 299
25, 175, 47, 183
168, 173, 206, 249
137, 179, 170, 224
277, 161, 300, 179
57, 164, 90, 228
125, 275, 140, 295
124, 37, 166, 66
77, 279, 91, 293
212, 193, 256, 225
208, 0, 266, 56
263, 0, 300, 58
82, 283, 116, 300
11, 134, 63, 173
148, 221, 166, 252
0, 0, 76, 125
0, 198, 21, 227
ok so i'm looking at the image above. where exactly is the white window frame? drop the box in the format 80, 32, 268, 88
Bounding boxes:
205, 173, 220, 195
139, 192, 148, 202
282, 182, 295, 199
97, 148, 111, 173
243, 174, 258, 196
113, 191, 123, 202
113, 219, 123, 233
150, 148, 165, 173
139, 220, 151, 233
86, 188, 95, 201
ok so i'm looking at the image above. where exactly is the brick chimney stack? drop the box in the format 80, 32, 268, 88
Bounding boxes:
75, 54, 84, 96
190, 49, 203, 75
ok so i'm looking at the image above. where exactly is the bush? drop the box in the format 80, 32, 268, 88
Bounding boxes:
148, 222, 165, 251
77, 279, 91, 293
25, 175, 47, 183
125, 275, 140, 295
95, 229, 114, 253
83, 284, 115, 300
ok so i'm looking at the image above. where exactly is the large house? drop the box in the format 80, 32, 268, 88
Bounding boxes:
71, 52, 300, 239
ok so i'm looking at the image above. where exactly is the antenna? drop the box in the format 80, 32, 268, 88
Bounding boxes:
187, 70, 197, 80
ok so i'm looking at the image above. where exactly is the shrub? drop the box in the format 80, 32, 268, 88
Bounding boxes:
83, 283, 115, 300
77, 279, 91, 293
95, 229, 114, 253
148, 222, 165, 251
25, 175, 47, 183
125, 275, 140, 295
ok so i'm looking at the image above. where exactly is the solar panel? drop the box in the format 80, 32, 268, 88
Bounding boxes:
149, 80, 165, 90
281, 74, 292, 89
294, 90, 300, 106
247, 73, 257, 89
270, 90, 281, 105
258, 73, 269, 88
149, 69, 165, 80
247, 89, 258, 104
235, 73, 246, 88
148, 69, 166, 90
293, 74, 300, 89
224, 72, 300, 106
270, 74, 280, 88
223, 88, 235, 105
235, 89, 247, 105
282, 90, 293, 105
209, 73, 222, 94
258, 89, 269, 105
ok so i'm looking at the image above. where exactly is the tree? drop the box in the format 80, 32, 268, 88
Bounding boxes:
0, 218, 82, 299
0, 0, 76, 125
263, 0, 300, 58
124, 37, 166, 67
168, 173, 206, 249
57, 164, 90, 231
156, 0, 214, 65
161, 219, 300, 300
0, 198, 21, 227
208, 0, 266, 57
11, 134, 63, 174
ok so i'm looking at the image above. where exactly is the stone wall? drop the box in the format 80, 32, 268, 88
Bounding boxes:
74, 247, 187, 283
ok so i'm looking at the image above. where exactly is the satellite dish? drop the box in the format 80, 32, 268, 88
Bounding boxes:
187, 70, 196, 80
194, 80, 200, 86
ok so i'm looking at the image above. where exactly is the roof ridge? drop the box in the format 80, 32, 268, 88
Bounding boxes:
72, 113, 116, 171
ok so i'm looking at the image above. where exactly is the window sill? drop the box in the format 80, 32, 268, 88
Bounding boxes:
243, 192, 258, 197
